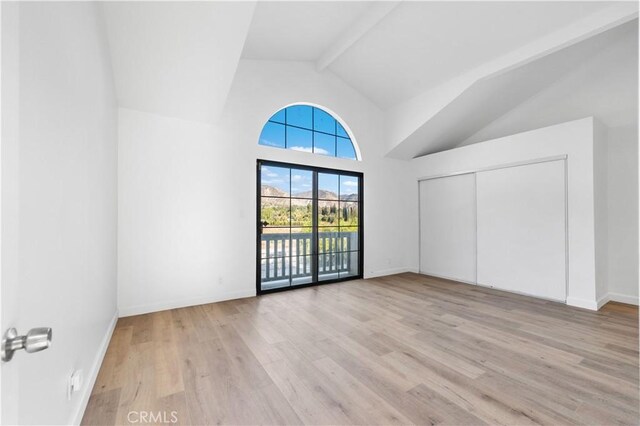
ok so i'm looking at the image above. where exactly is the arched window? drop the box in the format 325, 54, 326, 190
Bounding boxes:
259, 105, 359, 160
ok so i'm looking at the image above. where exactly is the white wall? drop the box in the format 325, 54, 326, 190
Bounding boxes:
117, 60, 416, 316
607, 125, 639, 304
1, 3, 118, 424
117, 109, 244, 314
412, 117, 602, 309
593, 121, 609, 304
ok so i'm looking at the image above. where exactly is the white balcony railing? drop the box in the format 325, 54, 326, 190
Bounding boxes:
261, 232, 358, 282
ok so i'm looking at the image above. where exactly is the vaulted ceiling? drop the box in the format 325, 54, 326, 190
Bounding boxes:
101, 1, 638, 158
242, 1, 620, 107
387, 16, 639, 158
242, 1, 371, 62
101, 2, 255, 123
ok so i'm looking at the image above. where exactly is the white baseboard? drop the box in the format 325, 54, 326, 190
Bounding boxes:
365, 267, 419, 279
418, 270, 477, 286
474, 281, 566, 304
568, 293, 640, 311
118, 289, 256, 317
606, 292, 639, 306
70, 310, 119, 426
566, 297, 599, 311
597, 294, 611, 310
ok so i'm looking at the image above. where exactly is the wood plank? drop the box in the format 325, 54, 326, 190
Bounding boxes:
83, 273, 639, 425
81, 388, 120, 426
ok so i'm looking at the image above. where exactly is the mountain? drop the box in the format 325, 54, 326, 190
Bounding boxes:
261, 185, 288, 197
261, 185, 358, 202
293, 190, 358, 201
294, 190, 336, 200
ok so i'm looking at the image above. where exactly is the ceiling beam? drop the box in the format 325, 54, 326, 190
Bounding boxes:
316, 1, 401, 72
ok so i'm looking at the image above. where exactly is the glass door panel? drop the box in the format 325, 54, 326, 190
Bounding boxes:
291, 227, 314, 286
258, 161, 362, 293
338, 251, 359, 278
260, 227, 291, 290
318, 227, 340, 281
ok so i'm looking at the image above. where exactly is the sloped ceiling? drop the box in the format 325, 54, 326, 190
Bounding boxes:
101, 2, 255, 124
388, 19, 639, 159
241, 1, 618, 110
242, 1, 372, 61
461, 20, 638, 148
326, 1, 616, 108
100, 1, 638, 157
385, 3, 639, 159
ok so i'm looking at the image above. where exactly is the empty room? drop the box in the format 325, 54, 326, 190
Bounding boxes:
1, 1, 638, 425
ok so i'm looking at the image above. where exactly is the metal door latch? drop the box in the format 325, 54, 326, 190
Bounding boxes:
1, 327, 52, 362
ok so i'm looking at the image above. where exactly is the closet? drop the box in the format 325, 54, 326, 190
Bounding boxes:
419, 173, 476, 284
418, 159, 567, 302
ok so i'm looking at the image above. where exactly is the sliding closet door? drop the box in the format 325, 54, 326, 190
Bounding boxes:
419, 173, 476, 283
476, 160, 566, 301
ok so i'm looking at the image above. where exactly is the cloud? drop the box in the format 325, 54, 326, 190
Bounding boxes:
262, 166, 279, 178
262, 178, 284, 185
289, 146, 313, 153
342, 180, 358, 187
290, 146, 330, 155
260, 138, 281, 148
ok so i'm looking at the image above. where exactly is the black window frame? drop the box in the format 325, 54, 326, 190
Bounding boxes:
259, 105, 359, 160
256, 159, 364, 295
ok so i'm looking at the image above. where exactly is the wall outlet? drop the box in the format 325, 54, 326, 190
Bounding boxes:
68, 370, 83, 400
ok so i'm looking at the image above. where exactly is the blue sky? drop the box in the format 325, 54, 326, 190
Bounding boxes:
259, 105, 357, 160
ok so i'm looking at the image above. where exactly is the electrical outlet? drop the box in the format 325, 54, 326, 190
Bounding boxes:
68, 370, 83, 400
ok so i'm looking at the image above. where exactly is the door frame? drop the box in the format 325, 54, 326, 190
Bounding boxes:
256, 159, 364, 295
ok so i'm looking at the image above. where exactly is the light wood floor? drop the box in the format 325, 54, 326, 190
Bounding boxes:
82, 273, 639, 425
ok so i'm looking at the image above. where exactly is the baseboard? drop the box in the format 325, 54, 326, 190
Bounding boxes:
118, 289, 256, 317
566, 297, 599, 311
418, 270, 477, 286
70, 310, 119, 426
606, 292, 639, 306
597, 293, 611, 310
568, 293, 639, 310
473, 281, 566, 304
365, 267, 419, 279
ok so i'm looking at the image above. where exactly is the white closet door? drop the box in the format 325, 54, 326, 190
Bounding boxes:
476, 160, 566, 301
419, 173, 476, 283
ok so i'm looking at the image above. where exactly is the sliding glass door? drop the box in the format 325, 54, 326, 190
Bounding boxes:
257, 160, 363, 294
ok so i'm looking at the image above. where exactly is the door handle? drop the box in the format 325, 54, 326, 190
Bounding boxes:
1, 327, 52, 362
259, 221, 269, 235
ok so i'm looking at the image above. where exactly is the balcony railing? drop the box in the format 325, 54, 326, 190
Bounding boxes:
261, 232, 357, 282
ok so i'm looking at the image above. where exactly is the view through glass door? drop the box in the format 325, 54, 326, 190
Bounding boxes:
257, 160, 363, 293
